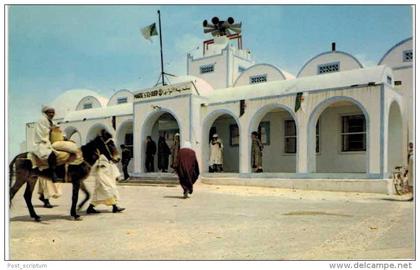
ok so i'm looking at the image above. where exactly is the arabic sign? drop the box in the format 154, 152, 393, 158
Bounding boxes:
134, 82, 193, 100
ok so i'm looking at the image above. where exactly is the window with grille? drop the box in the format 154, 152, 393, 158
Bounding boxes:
284, 120, 297, 153
83, 103, 92, 109
200, 64, 215, 74
318, 62, 340, 74
341, 115, 366, 152
249, 74, 267, 84
403, 50, 413, 62
117, 97, 128, 104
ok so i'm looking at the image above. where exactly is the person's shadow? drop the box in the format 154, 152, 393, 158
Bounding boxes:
163, 195, 185, 199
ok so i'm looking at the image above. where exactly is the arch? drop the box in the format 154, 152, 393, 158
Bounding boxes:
76, 95, 104, 110
307, 96, 370, 173
233, 63, 288, 86
297, 51, 364, 77
248, 103, 299, 172
202, 109, 241, 173
378, 37, 413, 65
387, 100, 404, 176
116, 119, 134, 150
107, 89, 134, 106
140, 108, 182, 173
86, 123, 113, 142
63, 126, 79, 138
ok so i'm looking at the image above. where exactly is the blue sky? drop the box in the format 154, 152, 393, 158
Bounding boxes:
8, 5, 413, 159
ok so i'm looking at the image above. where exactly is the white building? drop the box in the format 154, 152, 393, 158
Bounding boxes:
25, 33, 413, 194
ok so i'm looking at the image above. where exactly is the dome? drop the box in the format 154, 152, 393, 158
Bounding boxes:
297, 51, 363, 78
48, 88, 108, 120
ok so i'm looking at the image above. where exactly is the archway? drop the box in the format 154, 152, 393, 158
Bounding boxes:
387, 101, 404, 176
249, 104, 297, 173
86, 123, 112, 143
308, 98, 369, 173
141, 111, 180, 173
202, 111, 240, 173
116, 120, 134, 175
64, 127, 82, 146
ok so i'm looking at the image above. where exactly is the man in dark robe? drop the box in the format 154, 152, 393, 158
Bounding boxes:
175, 142, 200, 198
145, 136, 156, 172
157, 136, 171, 172
120, 144, 131, 180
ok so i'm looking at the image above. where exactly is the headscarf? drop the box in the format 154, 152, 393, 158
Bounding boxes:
42, 105, 55, 113
182, 141, 192, 149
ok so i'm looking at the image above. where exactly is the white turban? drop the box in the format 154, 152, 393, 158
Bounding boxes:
182, 141, 192, 149
42, 105, 55, 113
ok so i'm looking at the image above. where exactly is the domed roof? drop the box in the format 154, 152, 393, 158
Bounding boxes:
168, 75, 214, 95
49, 88, 108, 119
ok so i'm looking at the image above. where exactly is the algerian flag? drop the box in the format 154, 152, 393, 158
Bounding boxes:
141, 23, 158, 42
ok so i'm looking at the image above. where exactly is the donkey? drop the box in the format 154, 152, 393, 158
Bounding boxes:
9, 130, 120, 221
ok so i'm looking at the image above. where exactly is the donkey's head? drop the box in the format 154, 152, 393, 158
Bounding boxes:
94, 129, 121, 163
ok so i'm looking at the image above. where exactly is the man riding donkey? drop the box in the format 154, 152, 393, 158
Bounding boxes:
32, 105, 81, 182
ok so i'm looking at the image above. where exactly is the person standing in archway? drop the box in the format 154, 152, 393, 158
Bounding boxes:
251, 131, 264, 173
145, 136, 156, 172
120, 144, 131, 180
209, 134, 224, 172
170, 133, 180, 171
158, 136, 171, 172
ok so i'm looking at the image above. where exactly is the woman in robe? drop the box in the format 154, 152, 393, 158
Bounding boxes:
175, 142, 200, 198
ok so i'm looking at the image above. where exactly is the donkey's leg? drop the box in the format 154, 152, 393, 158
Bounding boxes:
23, 178, 40, 222
77, 181, 90, 210
10, 174, 27, 203
70, 180, 81, 220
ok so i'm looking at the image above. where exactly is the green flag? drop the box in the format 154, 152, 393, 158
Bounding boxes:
141, 23, 158, 41
295, 92, 303, 112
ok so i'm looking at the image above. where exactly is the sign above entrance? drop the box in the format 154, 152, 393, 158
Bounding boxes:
134, 82, 193, 101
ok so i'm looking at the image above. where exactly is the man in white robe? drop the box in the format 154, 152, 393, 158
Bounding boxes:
209, 134, 224, 172
86, 155, 125, 214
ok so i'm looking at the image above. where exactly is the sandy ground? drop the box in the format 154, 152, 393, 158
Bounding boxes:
8, 180, 414, 260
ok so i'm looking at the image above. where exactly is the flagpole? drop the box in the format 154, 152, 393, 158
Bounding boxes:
157, 10, 165, 86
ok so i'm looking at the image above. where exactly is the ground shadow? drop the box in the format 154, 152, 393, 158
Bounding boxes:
163, 195, 186, 199
10, 214, 72, 223
379, 197, 413, 202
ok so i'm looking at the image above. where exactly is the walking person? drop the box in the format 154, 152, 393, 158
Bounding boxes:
145, 136, 156, 172
120, 144, 131, 180
251, 131, 264, 173
86, 154, 125, 214
170, 133, 180, 171
209, 134, 224, 172
175, 142, 200, 199
157, 136, 171, 172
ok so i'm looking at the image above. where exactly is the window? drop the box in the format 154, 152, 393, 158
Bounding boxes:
249, 74, 267, 84
83, 103, 92, 109
341, 115, 366, 152
117, 97, 128, 104
238, 66, 246, 73
124, 133, 133, 158
318, 62, 340, 74
230, 124, 240, 146
403, 50, 413, 62
316, 120, 320, 153
284, 120, 297, 153
200, 64, 214, 74
395, 80, 402, 86
258, 122, 270, 145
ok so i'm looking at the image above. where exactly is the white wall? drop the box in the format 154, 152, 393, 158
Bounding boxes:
316, 105, 366, 173
298, 51, 362, 77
